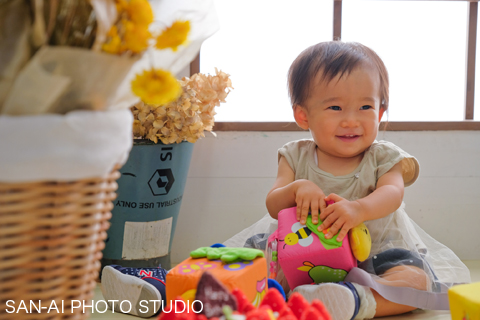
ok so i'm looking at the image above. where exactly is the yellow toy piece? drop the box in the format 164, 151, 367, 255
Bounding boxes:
448, 282, 480, 320
348, 222, 371, 262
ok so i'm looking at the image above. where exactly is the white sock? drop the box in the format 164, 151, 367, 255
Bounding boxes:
352, 283, 376, 319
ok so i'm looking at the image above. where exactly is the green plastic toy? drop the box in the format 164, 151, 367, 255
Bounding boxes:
190, 247, 264, 263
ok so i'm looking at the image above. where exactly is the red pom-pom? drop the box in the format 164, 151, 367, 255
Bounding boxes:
243, 303, 257, 314
278, 306, 298, 320
158, 310, 194, 320
231, 288, 255, 314
287, 292, 310, 320
299, 305, 323, 320
277, 314, 298, 320
311, 300, 332, 320
245, 308, 274, 320
259, 289, 287, 312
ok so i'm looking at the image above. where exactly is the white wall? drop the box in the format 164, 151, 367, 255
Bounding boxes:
171, 130, 480, 264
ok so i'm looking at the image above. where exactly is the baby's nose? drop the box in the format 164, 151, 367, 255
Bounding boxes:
340, 113, 360, 127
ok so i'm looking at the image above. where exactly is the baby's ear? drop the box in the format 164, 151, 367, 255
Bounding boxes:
378, 107, 386, 122
293, 105, 309, 130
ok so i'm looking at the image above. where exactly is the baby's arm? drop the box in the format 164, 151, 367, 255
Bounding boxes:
319, 162, 405, 241
266, 156, 327, 223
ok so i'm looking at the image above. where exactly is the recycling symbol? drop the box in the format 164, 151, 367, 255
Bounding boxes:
148, 169, 175, 196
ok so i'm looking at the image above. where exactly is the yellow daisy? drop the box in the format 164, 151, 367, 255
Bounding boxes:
102, 25, 122, 54
126, 0, 154, 27
123, 20, 151, 54
155, 20, 191, 51
131, 69, 182, 106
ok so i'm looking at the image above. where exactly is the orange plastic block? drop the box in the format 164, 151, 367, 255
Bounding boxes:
166, 257, 268, 306
448, 282, 480, 320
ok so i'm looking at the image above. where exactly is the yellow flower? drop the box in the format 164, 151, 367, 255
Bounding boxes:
126, 0, 154, 27
131, 69, 182, 106
102, 25, 122, 54
115, 0, 128, 12
122, 20, 151, 54
102, 0, 154, 55
155, 20, 190, 51
102, 35, 122, 54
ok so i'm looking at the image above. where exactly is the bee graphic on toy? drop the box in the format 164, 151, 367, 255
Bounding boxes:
281, 222, 314, 248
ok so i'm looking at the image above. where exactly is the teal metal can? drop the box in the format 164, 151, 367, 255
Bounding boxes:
102, 140, 194, 270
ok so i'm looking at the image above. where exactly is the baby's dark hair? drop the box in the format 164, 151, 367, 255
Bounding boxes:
288, 41, 389, 111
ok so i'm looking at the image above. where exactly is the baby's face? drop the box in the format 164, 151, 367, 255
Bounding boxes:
297, 65, 383, 160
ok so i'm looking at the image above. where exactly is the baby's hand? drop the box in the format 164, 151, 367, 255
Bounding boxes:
293, 179, 327, 225
319, 193, 364, 242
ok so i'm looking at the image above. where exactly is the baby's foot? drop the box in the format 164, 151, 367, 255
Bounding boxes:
101, 265, 166, 318
292, 282, 360, 320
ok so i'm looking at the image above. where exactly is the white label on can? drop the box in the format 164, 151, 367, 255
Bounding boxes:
122, 217, 173, 259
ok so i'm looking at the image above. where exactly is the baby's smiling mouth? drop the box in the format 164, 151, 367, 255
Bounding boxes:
337, 134, 361, 141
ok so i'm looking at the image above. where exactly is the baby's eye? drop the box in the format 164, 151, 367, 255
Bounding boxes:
328, 106, 341, 111
360, 105, 373, 110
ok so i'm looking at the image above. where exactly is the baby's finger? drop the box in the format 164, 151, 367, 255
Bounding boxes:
296, 200, 303, 221
300, 207, 310, 225
318, 208, 335, 231
325, 193, 343, 203
325, 219, 344, 239
319, 198, 327, 214
298, 202, 310, 224
319, 204, 333, 224
310, 202, 319, 224
335, 227, 349, 242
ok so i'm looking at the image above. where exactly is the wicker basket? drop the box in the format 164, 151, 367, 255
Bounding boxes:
0, 170, 120, 320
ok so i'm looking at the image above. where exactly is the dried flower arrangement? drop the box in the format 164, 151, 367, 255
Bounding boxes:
132, 69, 233, 144
0, 0, 212, 116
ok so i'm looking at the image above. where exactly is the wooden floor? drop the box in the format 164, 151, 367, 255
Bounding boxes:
90, 260, 480, 320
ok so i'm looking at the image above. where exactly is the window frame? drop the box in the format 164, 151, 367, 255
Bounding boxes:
191, 0, 480, 131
